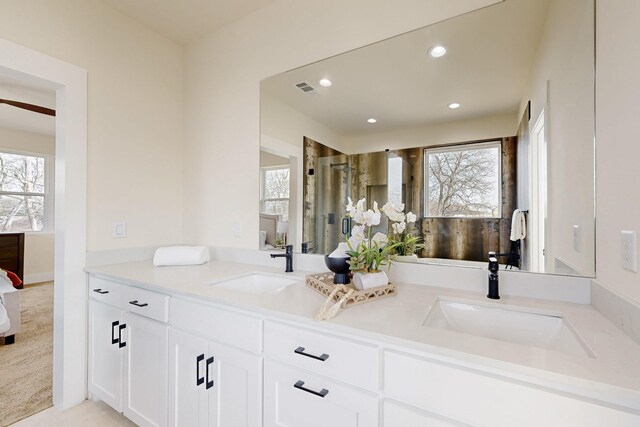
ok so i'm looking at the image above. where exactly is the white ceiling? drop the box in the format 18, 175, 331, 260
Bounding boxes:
0, 76, 56, 136
101, 0, 274, 44
261, 0, 552, 137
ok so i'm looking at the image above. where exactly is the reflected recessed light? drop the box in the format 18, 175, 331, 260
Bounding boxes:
319, 78, 332, 87
448, 102, 461, 109
367, 118, 377, 123
429, 45, 447, 58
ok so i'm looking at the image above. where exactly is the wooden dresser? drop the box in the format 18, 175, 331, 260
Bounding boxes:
0, 232, 25, 287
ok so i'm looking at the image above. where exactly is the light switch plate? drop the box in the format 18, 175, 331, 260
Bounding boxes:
621, 230, 637, 272
573, 225, 581, 252
112, 222, 127, 238
233, 222, 242, 237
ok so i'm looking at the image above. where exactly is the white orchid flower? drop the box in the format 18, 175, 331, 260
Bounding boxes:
406, 212, 417, 223
392, 221, 406, 234
348, 224, 366, 249
372, 232, 388, 247
362, 208, 381, 227
356, 198, 366, 211
346, 197, 355, 216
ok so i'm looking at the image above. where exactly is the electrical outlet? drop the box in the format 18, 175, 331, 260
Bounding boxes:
233, 222, 242, 237
621, 231, 638, 272
573, 225, 581, 252
112, 222, 127, 238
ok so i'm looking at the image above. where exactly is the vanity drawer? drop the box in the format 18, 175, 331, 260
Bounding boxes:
264, 360, 378, 427
264, 321, 379, 391
88, 276, 123, 308
384, 350, 640, 427
120, 285, 170, 323
170, 298, 262, 353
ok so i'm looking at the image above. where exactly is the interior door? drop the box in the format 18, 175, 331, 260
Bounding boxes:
88, 299, 124, 412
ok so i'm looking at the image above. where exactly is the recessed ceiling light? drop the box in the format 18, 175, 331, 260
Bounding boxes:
448, 102, 461, 109
429, 45, 447, 58
367, 118, 377, 123
319, 78, 332, 87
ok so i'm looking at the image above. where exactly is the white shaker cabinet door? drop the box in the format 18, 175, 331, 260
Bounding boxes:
383, 400, 470, 427
123, 311, 169, 427
88, 299, 125, 412
264, 360, 377, 427
207, 340, 263, 427
168, 328, 210, 427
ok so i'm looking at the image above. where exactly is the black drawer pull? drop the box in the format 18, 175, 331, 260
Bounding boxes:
294, 380, 328, 398
111, 321, 119, 344
129, 300, 149, 307
294, 346, 329, 362
196, 354, 205, 386
205, 356, 214, 390
93, 288, 109, 294
118, 323, 127, 348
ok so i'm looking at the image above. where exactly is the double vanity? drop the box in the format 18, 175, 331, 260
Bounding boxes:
86, 258, 640, 427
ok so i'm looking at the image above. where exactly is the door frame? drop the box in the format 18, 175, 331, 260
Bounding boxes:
0, 38, 88, 410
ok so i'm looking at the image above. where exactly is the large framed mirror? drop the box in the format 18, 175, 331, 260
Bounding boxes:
259, 0, 595, 277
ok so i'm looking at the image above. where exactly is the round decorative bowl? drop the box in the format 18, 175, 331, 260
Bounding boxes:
324, 255, 351, 284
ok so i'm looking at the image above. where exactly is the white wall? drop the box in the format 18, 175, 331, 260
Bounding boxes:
0, 126, 55, 283
0, 0, 184, 252
0, 125, 55, 155
521, 0, 595, 276
183, 0, 501, 249
596, 1, 640, 306
343, 111, 518, 154
261, 93, 347, 152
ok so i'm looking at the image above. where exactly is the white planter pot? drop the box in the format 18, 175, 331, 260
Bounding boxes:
353, 271, 389, 290
394, 254, 418, 263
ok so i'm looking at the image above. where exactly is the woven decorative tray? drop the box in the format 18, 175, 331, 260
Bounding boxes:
305, 272, 397, 308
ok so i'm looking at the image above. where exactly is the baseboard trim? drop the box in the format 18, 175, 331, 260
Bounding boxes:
24, 272, 54, 285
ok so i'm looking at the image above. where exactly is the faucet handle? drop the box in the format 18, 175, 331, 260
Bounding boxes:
285, 244, 293, 254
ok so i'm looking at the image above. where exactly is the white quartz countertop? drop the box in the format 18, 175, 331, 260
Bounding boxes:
86, 260, 640, 411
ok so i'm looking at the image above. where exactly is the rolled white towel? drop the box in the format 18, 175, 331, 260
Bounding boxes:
153, 246, 210, 267
329, 242, 350, 258
353, 271, 389, 290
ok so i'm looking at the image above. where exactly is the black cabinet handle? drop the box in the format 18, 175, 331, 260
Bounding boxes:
294, 380, 328, 398
196, 354, 205, 386
294, 346, 329, 362
118, 324, 127, 348
129, 300, 149, 307
93, 288, 109, 294
111, 321, 119, 344
205, 356, 214, 390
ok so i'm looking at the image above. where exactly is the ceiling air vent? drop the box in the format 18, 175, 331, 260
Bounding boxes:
295, 82, 316, 94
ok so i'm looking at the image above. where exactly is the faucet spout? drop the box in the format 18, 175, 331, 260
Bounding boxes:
270, 245, 294, 273
487, 251, 500, 300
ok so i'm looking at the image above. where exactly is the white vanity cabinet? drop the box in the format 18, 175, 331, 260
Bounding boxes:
168, 299, 263, 427
383, 350, 640, 427
88, 277, 169, 427
263, 320, 379, 427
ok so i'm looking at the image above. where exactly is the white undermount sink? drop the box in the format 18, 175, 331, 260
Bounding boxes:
424, 298, 593, 358
210, 273, 298, 294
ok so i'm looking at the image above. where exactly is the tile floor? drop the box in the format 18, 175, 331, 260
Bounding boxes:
11, 400, 135, 427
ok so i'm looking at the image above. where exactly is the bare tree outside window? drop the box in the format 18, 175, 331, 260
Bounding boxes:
261, 167, 290, 221
0, 152, 46, 232
426, 143, 500, 217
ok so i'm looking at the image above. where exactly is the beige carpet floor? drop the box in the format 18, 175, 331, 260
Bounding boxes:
0, 282, 54, 426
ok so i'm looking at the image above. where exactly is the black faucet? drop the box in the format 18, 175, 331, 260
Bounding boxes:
271, 245, 294, 273
487, 251, 500, 300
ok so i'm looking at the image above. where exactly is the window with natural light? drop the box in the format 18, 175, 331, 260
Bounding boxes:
0, 151, 47, 232
261, 166, 290, 221
425, 142, 501, 218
